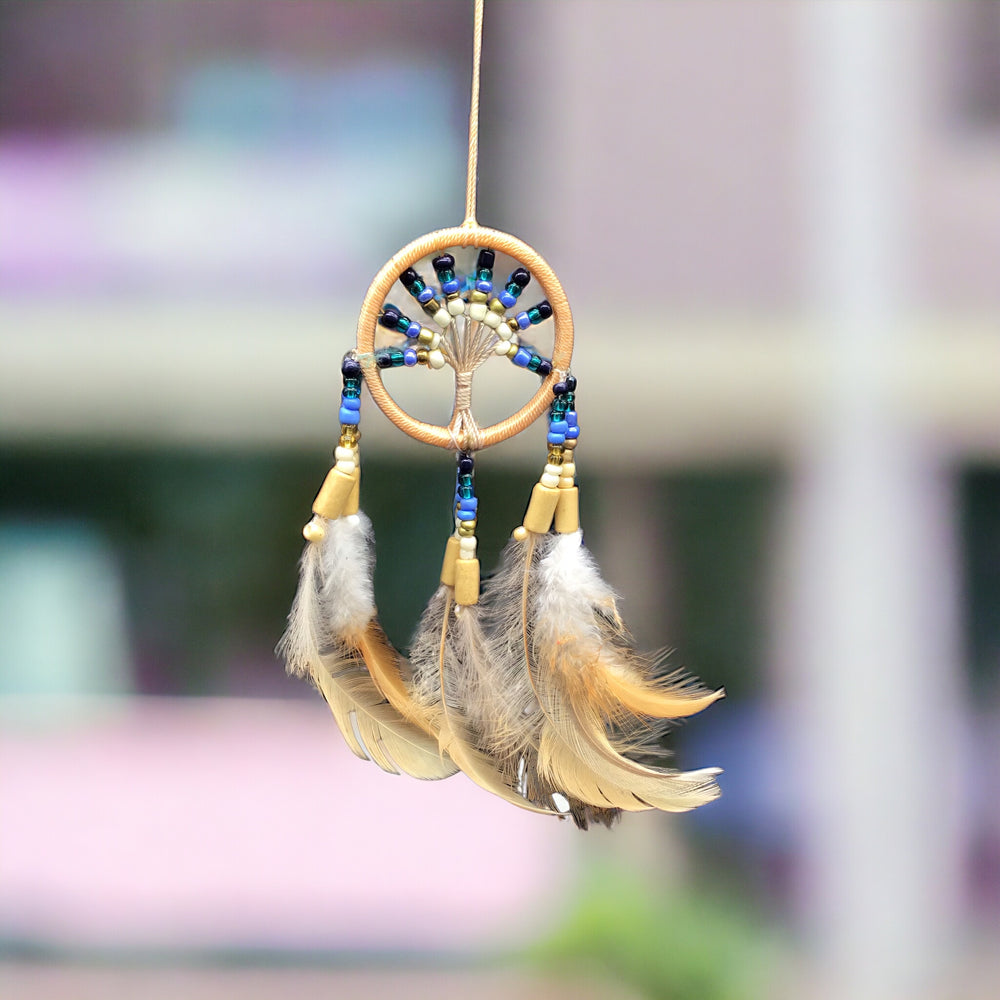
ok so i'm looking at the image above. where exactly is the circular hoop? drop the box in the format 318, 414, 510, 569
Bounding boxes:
356, 225, 574, 451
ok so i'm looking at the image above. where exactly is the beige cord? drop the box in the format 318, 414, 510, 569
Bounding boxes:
463, 0, 484, 227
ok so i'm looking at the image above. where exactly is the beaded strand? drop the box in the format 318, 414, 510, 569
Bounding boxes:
303, 356, 365, 539
440, 451, 481, 605
514, 375, 580, 538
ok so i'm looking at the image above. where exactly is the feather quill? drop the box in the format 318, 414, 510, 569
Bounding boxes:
278, 513, 457, 780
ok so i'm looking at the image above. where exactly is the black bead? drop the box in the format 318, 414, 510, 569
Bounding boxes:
379, 307, 400, 329
400, 267, 418, 288
553, 381, 567, 396
376, 353, 393, 369
477, 248, 495, 270
511, 267, 530, 287
537, 359, 552, 376
458, 454, 474, 474
565, 375, 577, 392
341, 358, 361, 378
432, 253, 455, 272
537, 300, 552, 320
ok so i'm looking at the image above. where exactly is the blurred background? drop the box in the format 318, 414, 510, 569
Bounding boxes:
1, 1, 998, 998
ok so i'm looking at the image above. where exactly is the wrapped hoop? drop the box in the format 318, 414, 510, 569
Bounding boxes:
356, 225, 574, 451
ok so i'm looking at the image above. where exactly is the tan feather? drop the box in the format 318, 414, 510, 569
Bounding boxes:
602, 669, 725, 719
493, 529, 722, 814
314, 653, 456, 778
537, 726, 720, 813
278, 514, 458, 781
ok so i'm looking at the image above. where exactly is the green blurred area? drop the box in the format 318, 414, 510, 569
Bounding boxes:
0, 446, 779, 701
527, 859, 779, 1000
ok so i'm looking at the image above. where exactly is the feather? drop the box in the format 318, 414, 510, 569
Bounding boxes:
278, 513, 457, 780
409, 583, 560, 816
481, 528, 722, 819
532, 531, 725, 725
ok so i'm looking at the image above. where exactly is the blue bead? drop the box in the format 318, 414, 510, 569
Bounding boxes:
417, 287, 434, 304
339, 407, 360, 425
516, 311, 531, 330
565, 426, 580, 439
458, 496, 479, 512
512, 347, 532, 367
456, 508, 477, 521
476, 280, 492, 293
403, 348, 418, 366
407, 322, 421, 338
547, 431, 566, 445
442, 279, 460, 295
549, 419, 568, 434
342, 396, 361, 411
566, 410, 578, 426
499, 290, 516, 308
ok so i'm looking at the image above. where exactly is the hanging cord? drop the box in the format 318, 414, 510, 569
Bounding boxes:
463, 0, 484, 227
354, 0, 573, 452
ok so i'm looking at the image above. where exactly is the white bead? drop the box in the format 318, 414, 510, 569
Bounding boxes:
562, 462, 575, 478
448, 297, 465, 316
544, 463, 562, 477
483, 311, 502, 329
428, 349, 446, 369
459, 537, 477, 557
302, 517, 325, 542
335, 446, 353, 462
559, 477, 574, 489
540, 472, 560, 489
512, 525, 529, 541
469, 303, 488, 322
336, 460, 356, 475
434, 308, 451, 328
345, 514, 361, 527
498, 326, 512, 341
508, 333, 519, 346
493, 339, 510, 355
428, 331, 443, 350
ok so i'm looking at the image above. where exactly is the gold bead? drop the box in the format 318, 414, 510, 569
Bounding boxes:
547, 447, 564, 464
505, 317, 519, 334
418, 329, 434, 345
489, 298, 507, 316
339, 426, 360, 445
512, 526, 529, 542
457, 520, 477, 537
416, 348, 430, 365
505, 341, 519, 358
563, 438, 577, 450
470, 290, 488, 303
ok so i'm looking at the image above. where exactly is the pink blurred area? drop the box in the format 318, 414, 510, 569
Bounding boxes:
0, 697, 575, 953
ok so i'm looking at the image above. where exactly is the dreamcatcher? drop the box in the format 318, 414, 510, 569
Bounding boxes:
279, 0, 722, 829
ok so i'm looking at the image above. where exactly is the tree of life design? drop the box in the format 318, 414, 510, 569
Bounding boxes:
354, 225, 575, 452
